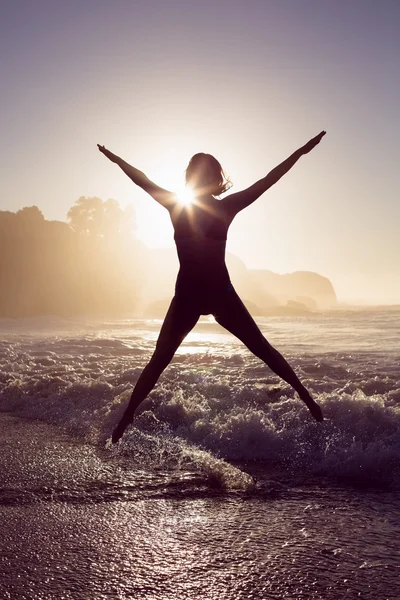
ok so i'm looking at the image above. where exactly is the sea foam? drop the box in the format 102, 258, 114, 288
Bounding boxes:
0, 313, 399, 488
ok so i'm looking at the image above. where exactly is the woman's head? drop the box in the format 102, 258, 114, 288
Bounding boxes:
185, 153, 231, 197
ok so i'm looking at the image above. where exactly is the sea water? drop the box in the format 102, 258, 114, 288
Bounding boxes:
0, 309, 399, 599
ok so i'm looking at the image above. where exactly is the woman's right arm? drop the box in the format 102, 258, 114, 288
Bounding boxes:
97, 145, 176, 210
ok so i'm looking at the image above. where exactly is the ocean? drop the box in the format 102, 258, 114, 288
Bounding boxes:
0, 309, 399, 599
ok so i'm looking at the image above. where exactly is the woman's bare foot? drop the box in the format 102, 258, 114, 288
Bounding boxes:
111, 413, 133, 444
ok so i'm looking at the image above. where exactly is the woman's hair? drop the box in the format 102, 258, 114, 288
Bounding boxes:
185, 153, 231, 196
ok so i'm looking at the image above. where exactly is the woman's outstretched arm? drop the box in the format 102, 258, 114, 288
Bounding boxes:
223, 131, 326, 218
97, 145, 176, 210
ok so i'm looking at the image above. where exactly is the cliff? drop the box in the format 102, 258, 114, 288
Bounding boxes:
141, 249, 338, 317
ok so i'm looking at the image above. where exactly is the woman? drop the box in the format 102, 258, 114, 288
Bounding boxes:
98, 131, 326, 443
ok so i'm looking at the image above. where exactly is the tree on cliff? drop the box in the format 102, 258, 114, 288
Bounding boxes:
67, 196, 136, 238
16, 205, 45, 226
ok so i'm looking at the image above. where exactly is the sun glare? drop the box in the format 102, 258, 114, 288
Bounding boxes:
175, 185, 195, 206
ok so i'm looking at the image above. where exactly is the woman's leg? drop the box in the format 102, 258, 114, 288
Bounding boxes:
213, 291, 323, 421
112, 297, 200, 442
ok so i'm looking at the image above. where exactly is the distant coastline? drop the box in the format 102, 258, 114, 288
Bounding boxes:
1, 201, 338, 318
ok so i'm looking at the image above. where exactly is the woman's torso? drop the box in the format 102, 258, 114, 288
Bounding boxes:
170, 196, 232, 296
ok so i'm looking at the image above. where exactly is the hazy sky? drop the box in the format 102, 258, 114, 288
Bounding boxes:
1, 0, 399, 303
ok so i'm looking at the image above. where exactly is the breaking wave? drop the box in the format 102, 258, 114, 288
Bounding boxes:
0, 312, 399, 488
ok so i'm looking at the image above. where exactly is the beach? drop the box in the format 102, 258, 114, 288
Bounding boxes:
1, 310, 399, 599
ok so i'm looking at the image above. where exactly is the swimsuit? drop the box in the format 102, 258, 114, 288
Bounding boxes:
169, 197, 234, 315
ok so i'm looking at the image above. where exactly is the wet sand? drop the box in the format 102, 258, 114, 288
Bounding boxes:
1, 414, 399, 600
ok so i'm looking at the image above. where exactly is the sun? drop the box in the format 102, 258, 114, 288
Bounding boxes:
175, 185, 195, 206
148, 158, 195, 206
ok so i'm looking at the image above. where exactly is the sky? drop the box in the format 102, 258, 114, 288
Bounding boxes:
1, 0, 399, 304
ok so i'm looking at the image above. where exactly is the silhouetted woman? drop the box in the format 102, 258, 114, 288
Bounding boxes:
98, 131, 326, 443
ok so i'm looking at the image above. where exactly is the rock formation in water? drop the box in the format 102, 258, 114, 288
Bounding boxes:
142, 249, 337, 317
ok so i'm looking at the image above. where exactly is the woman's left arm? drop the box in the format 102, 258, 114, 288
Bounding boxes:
223, 131, 326, 218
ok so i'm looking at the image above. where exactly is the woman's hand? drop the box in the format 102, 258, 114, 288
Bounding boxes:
97, 144, 118, 163
302, 131, 326, 154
